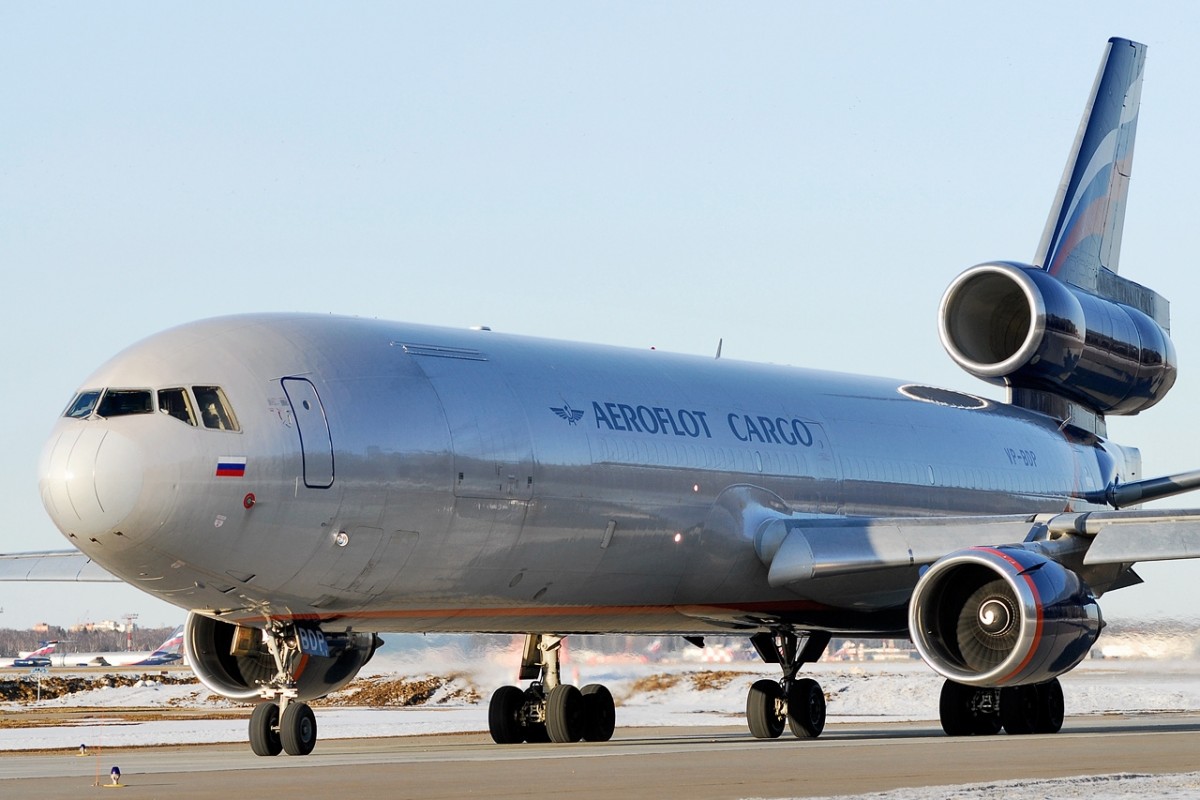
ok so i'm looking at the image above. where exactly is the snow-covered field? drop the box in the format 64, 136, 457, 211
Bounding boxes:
756, 772, 1200, 800
4, 656, 1200, 799
3, 656, 1200, 751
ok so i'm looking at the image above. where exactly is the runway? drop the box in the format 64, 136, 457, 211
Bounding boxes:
2, 715, 1199, 799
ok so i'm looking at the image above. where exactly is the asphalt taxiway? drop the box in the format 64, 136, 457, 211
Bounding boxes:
2, 716, 1199, 799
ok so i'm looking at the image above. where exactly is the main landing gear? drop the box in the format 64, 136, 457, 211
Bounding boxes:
939, 677, 1064, 736
488, 634, 616, 744
745, 630, 831, 740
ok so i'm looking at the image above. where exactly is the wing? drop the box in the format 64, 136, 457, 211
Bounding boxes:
1077, 510, 1200, 564
0, 550, 120, 581
760, 508, 1200, 585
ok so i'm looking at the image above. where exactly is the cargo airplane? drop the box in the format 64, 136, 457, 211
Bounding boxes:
8, 37, 1200, 756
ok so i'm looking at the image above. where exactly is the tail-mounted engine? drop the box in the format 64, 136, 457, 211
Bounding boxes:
939, 261, 1176, 416
908, 546, 1101, 687
184, 612, 379, 702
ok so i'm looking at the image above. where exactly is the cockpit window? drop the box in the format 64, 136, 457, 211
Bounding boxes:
158, 388, 197, 426
63, 390, 102, 418
96, 389, 154, 417
193, 386, 240, 431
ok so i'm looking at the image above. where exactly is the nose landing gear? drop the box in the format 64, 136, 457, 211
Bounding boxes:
246, 623, 319, 757
249, 695, 318, 756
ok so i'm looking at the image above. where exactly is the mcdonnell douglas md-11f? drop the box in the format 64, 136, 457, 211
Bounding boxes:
10, 37, 1200, 756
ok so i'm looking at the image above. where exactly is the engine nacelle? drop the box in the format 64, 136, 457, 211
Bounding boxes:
939, 261, 1176, 415
908, 546, 1101, 687
184, 612, 379, 702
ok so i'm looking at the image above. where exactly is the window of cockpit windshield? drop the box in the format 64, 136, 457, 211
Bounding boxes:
96, 389, 154, 417
193, 386, 240, 431
158, 388, 197, 426
63, 390, 102, 418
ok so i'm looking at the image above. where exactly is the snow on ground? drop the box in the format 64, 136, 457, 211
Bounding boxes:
750, 772, 1200, 800
5, 657, 1200, 798
3, 657, 1200, 752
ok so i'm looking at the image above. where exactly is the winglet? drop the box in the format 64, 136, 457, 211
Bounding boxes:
1034, 37, 1146, 290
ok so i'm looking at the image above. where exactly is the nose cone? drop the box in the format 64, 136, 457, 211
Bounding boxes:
39, 425, 144, 538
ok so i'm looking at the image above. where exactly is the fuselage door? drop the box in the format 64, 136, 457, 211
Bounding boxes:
405, 350, 534, 500
281, 377, 335, 489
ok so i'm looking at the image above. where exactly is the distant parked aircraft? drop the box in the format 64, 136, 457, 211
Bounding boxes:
0, 640, 57, 668
47, 626, 184, 668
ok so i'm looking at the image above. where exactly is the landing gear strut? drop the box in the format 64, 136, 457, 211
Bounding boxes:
939, 677, 1064, 736
746, 630, 831, 740
247, 622, 319, 756
488, 634, 616, 745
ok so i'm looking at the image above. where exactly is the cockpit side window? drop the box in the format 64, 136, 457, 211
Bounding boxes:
193, 386, 240, 431
63, 390, 102, 418
96, 389, 154, 417
158, 388, 197, 426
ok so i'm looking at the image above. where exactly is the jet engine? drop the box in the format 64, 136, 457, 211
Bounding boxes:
939, 261, 1175, 415
184, 612, 379, 702
908, 546, 1101, 687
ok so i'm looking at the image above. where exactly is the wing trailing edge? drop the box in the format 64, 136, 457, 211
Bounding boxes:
0, 550, 120, 581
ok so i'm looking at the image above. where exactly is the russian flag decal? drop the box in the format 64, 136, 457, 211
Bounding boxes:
215, 456, 247, 477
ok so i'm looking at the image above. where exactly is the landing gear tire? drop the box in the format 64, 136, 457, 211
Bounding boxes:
1000, 685, 1036, 735
546, 684, 584, 743
1001, 678, 1063, 735
280, 702, 317, 756
1037, 678, 1065, 734
787, 677, 826, 739
488, 685, 526, 744
581, 684, 616, 742
939, 680, 1001, 736
746, 679, 786, 739
249, 701, 282, 757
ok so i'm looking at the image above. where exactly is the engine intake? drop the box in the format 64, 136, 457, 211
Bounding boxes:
908, 546, 1101, 687
184, 612, 379, 701
939, 262, 1175, 415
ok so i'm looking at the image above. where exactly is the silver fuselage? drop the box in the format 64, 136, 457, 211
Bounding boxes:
38, 314, 1124, 636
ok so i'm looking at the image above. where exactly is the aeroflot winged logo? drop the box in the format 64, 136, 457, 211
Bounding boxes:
550, 403, 586, 425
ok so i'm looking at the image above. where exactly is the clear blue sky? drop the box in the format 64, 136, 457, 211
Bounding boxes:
3, 3, 1200, 630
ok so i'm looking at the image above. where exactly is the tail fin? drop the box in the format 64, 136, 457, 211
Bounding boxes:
940, 38, 1176, 435
151, 625, 185, 656
1034, 37, 1145, 291
28, 640, 57, 657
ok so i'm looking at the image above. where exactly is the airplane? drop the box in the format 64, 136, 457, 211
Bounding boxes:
7, 35, 1200, 757
44, 625, 185, 668
0, 640, 58, 668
